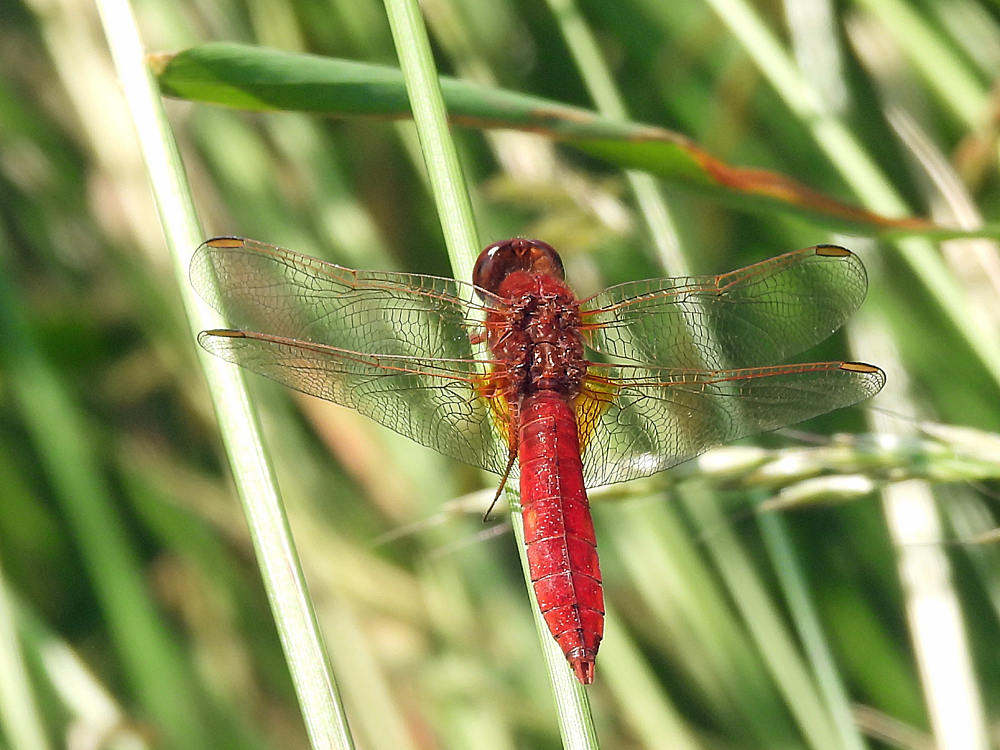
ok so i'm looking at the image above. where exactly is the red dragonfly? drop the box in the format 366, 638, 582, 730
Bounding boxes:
192, 237, 884, 684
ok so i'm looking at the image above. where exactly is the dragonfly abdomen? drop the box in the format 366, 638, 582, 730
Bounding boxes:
518, 390, 604, 684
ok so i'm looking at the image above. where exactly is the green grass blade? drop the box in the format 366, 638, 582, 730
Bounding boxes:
382, 0, 479, 275
855, 0, 987, 128
756, 511, 867, 750
702, 0, 1000, 390
0, 237, 220, 750
95, 0, 354, 747
681, 485, 839, 750
153, 42, 953, 236
0, 556, 51, 750
12, 0, 1000, 745
541, 0, 687, 273
381, 0, 600, 742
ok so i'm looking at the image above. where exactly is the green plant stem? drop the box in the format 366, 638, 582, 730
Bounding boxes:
382, 0, 479, 278
382, 0, 600, 740
543, 0, 687, 274
0, 554, 51, 750
95, 0, 354, 748
703, 0, 1000, 388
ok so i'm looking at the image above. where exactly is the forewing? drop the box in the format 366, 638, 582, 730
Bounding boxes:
191, 237, 486, 361
577, 361, 885, 487
579, 246, 868, 369
198, 330, 511, 475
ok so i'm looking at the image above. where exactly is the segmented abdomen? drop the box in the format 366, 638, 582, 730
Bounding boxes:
518, 390, 604, 684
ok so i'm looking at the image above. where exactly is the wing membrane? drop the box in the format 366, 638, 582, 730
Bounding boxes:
578, 361, 885, 487
193, 238, 883, 489
192, 237, 487, 362
580, 246, 867, 369
199, 330, 511, 475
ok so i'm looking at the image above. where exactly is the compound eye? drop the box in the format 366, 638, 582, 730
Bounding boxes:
472, 241, 511, 295
472, 239, 565, 296
526, 239, 564, 280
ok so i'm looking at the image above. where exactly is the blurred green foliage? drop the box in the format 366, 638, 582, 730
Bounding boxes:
2, 0, 1000, 748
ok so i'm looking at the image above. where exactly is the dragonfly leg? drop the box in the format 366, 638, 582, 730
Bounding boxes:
483, 449, 518, 522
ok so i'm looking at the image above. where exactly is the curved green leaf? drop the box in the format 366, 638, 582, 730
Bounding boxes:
153, 43, 951, 236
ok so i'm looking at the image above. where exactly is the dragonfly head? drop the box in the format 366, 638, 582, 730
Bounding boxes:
473, 238, 565, 297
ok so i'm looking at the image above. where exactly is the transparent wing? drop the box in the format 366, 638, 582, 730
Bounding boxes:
198, 330, 511, 475
191, 237, 489, 362
577, 361, 885, 487
579, 246, 868, 369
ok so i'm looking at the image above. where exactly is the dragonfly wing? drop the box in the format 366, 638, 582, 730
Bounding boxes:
199, 330, 511, 476
191, 237, 485, 361
577, 361, 885, 487
579, 246, 868, 369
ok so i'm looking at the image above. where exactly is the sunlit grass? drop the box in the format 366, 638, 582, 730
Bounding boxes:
1, 0, 999, 749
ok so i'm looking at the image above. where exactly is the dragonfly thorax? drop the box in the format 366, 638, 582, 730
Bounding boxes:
486, 272, 586, 398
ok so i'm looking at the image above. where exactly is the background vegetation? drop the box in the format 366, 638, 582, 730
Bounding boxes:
1, 0, 999, 748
